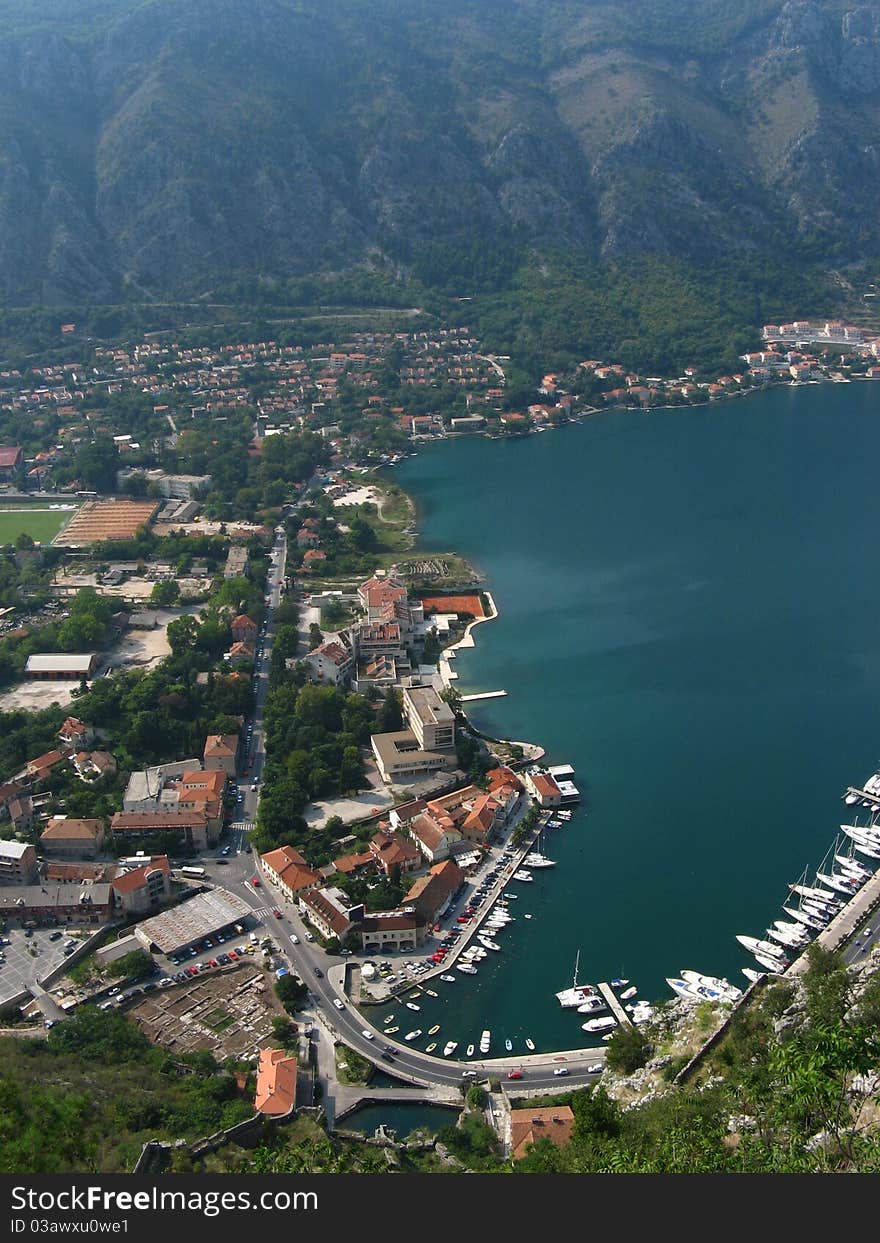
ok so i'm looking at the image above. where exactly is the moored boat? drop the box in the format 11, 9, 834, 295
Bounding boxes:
404, 1029, 423, 1041
479, 1030, 491, 1054
583, 1016, 617, 1034
466, 1044, 475, 1057
443, 1041, 458, 1056
425, 1042, 437, 1053
525, 1038, 536, 1051
428, 1024, 441, 1035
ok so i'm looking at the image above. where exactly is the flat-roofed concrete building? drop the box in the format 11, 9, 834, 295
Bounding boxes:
371, 731, 458, 784
0, 840, 38, 884
25, 653, 99, 681
403, 686, 455, 751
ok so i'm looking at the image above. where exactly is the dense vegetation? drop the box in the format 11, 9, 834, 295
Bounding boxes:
0, 1008, 253, 1173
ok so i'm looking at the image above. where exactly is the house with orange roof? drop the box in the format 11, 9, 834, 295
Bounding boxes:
111, 855, 171, 915
254, 1048, 297, 1117
509, 1105, 575, 1161
230, 614, 258, 643
203, 733, 240, 776
260, 845, 321, 902
369, 830, 421, 877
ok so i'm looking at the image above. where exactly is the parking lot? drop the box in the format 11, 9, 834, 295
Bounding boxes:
0, 926, 87, 1006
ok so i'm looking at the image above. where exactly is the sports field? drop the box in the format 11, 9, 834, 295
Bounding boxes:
0, 505, 78, 545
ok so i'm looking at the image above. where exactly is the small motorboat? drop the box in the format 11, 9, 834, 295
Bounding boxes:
505, 1038, 513, 1051
383, 1015, 394, 1023
426, 989, 439, 997
440, 974, 456, 983
425, 1042, 437, 1053
428, 1024, 441, 1035
466, 1044, 475, 1057
406, 1002, 420, 1011
404, 1029, 423, 1042
384, 1026, 399, 1034
620, 985, 637, 1000
525, 1038, 536, 1051
443, 1041, 458, 1056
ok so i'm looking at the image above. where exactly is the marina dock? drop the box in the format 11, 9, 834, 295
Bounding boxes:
786, 865, 880, 975
597, 982, 633, 1028
460, 690, 507, 702
845, 785, 880, 806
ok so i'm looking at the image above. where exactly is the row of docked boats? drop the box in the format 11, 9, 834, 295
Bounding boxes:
734, 796, 880, 977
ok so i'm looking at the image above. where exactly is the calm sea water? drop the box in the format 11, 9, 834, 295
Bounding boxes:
389, 382, 880, 1055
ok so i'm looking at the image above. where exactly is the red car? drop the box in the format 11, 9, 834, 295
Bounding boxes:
227, 950, 238, 960
251, 876, 261, 886
507, 1070, 523, 1080
273, 909, 282, 918
187, 966, 198, 976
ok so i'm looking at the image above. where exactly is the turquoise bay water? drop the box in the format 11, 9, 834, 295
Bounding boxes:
390, 383, 880, 1055
342, 1103, 458, 1138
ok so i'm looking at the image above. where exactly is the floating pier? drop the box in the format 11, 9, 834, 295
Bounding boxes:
597, 982, 633, 1028
845, 786, 880, 806
460, 690, 508, 702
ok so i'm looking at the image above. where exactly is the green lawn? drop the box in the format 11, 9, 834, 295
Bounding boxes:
0, 506, 77, 545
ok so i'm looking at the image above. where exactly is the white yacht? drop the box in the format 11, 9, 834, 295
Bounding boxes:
577, 996, 607, 1013
742, 967, 765, 984
815, 870, 860, 896
736, 935, 789, 963
680, 970, 742, 1001
754, 953, 786, 973
477, 937, 501, 952
479, 1030, 491, 1054
406, 1002, 420, 1011
774, 918, 811, 938
404, 1029, 423, 1042
456, 963, 478, 975
767, 926, 805, 949
466, 1044, 475, 1057
555, 952, 600, 1008
440, 974, 456, 983
667, 977, 701, 1003
835, 854, 872, 880
582, 1016, 617, 1034
524, 853, 556, 869
789, 883, 842, 907
619, 985, 638, 1000
782, 904, 826, 930
443, 1041, 458, 1056
513, 870, 534, 882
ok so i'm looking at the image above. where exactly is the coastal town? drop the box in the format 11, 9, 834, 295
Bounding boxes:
0, 308, 879, 1173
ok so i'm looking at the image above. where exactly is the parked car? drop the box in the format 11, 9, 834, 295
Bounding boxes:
333, 998, 345, 1010
553, 1067, 570, 1077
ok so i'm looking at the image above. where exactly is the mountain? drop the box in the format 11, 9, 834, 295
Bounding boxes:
1, 0, 880, 305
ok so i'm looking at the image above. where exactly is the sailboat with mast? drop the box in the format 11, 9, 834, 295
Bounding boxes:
555, 950, 599, 1008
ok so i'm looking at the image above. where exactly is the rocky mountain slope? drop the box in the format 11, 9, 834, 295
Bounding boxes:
1, 0, 880, 303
